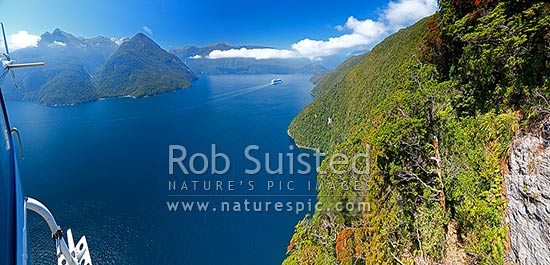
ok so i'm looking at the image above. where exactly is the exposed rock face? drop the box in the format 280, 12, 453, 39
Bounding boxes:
506, 134, 550, 264
443, 220, 466, 265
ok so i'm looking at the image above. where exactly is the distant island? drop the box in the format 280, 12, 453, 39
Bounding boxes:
4, 30, 197, 105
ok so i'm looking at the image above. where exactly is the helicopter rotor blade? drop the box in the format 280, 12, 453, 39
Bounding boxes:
7, 62, 46, 69
1, 22, 9, 56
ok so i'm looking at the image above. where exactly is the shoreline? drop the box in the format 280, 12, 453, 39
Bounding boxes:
44, 86, 189, 107
34, 73, 314, 107
287, 129, 326, 155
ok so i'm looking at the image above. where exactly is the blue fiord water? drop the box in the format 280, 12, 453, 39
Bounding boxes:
7, 74, 319, 264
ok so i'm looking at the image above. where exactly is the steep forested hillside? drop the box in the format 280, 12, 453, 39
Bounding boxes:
285, 1, 549, 264
288, 18, 430, 153
309, 54, 364, 97
96, 33, 197, 98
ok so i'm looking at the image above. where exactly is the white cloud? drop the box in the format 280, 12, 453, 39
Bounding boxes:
1, 30, 41, 52
290, 18, 387, 58
208, 48, 296, 60
206, 0, 437, 60
143, 25, 153, 35
189, 54, 202, 59
48, 41, 66, 47
382, 0, 439, 28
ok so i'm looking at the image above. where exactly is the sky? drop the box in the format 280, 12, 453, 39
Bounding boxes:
0, 0, 438, 61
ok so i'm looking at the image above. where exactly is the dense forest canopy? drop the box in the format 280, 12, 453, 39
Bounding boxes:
284, 1, 549, 264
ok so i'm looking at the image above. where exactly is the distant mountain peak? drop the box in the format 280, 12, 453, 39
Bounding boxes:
169, 42, 274, 60
96, 32, 197, 98
7, 28, 196, 105
205, 42, 233, 48
50, 28, 73, 38
133, 32, 148, 39
124, 33, 161, 49
39, 28, 82, 48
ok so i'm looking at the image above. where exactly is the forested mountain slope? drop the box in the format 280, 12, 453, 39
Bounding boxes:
288, 18, 430, 153
285, 1, 550, 264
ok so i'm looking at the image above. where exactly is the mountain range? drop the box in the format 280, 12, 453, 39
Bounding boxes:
4, 29, 196, 105
170, 43, 328, 75
5, 29, 330, 105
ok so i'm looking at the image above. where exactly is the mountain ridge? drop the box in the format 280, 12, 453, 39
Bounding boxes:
170, 43, 329, 75
95, 33, 197, 99
4, 30, 197, 105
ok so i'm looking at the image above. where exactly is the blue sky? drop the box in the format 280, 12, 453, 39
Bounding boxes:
0, 0, 437, 60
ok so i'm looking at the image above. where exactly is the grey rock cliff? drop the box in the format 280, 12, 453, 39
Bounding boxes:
506, 134, 550, 264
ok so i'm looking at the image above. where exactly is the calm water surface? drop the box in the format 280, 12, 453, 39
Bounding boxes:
7, 74, 319, 264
